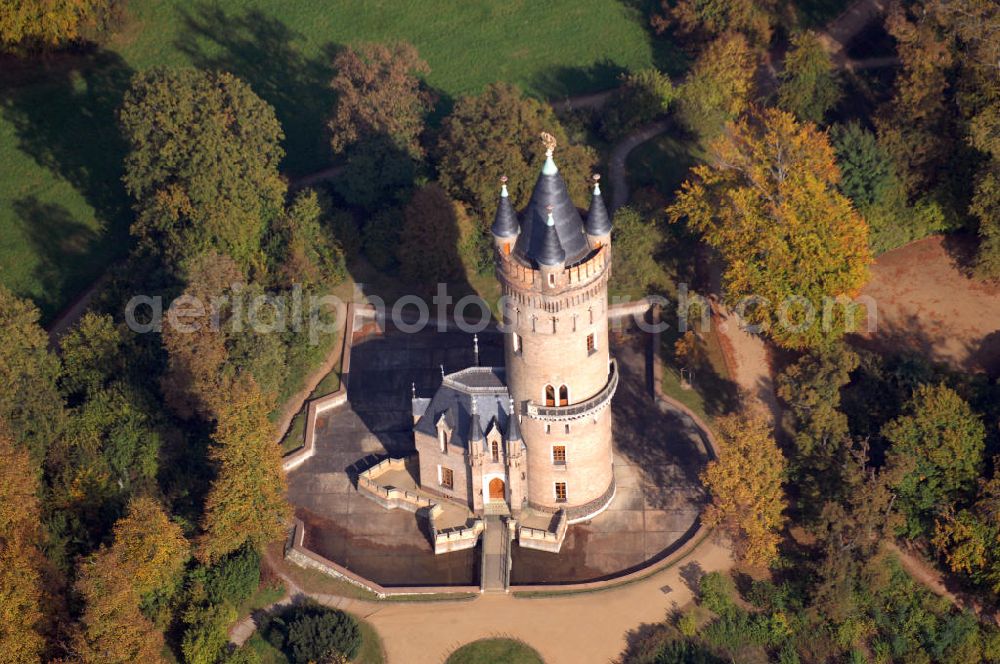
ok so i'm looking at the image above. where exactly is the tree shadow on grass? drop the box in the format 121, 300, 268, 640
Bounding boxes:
174, 3, 339, 177
0, 48, 133, 317
11, 197, 101, 308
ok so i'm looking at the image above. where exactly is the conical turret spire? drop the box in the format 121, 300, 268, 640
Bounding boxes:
491, 175, 519, 238
585, 174, 612, 237
505, 397, 522, 442
469, 397, 484, 443
536, 207, 566, 266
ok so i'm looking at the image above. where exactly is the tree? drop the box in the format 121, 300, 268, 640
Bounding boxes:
883, 384, 986, 537
778, 31, 841, 124
608, 207, 672, 296
875, 3, 954, 197
73, 551, 165, 664
0, 286, 63, 462
328, 41, 432, 157
397, 184, 466, 285
0, 0, 115, 51
776, 344, 858, 458
263, 602, 361, 664
333, 135, 418, 212
602, 68, 675, 138
268, 189, 346, 290
651, 0, 776, 48
0, 429, 47, 663
973, 165, 1000, 279
701, 411, 787, 566
436, 83, 597, 219
59, 313, 123, 399
933, 466, 1000, 593
675, 33, 757, 140
830, 121, 947, 254
160, 252, 243, 420
108, 496, 189, 598
120, 68, 286, 273
668, 108, 871, 349
197, 376, 290, 563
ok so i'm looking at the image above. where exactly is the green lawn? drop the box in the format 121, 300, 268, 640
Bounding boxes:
1, 0, 665, 320
446, 638, 544, 664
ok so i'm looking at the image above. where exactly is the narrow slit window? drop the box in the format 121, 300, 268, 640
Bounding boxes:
586, 333, 596, 354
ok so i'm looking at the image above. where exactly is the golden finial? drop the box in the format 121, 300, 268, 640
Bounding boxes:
540, 131, 557, 157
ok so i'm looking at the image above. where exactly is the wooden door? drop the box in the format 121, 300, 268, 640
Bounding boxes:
488, 478, 505, 500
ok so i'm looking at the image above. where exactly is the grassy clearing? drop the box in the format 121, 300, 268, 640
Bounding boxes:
445, 638, 544, 664
1, 0, 665, 318
236, 582, 287, 619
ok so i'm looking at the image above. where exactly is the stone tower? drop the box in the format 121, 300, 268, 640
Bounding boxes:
490, 136, 617, 522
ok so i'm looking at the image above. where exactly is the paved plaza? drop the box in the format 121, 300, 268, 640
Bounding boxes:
286, 323, 708, 586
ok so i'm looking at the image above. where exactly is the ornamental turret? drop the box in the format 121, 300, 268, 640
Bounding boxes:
584, 174, 612, 247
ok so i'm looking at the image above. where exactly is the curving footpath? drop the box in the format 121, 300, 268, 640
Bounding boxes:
235, 537, 733, 664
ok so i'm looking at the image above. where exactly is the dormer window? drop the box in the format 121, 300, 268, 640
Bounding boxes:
491, 441, 500, 463
439, 429, 448, 453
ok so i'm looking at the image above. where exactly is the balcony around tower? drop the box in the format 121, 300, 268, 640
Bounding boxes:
524, 359, 618, 421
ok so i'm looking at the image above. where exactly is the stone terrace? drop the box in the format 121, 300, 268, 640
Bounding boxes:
286, 323, 708, 587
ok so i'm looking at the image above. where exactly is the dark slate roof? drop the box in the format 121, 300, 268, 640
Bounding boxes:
512, 158, 589, 265
585, 181, 612, 236
413, 367, 513, 448
491, 184, 519, 238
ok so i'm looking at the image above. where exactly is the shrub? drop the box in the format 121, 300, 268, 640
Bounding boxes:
698, 572, 736, 617
263, 602, 361, 664
187, 543, 261, 608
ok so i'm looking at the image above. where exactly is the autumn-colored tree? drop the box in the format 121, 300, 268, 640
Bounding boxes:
651, 0, 776, 48
436, 83, 597, 220
883, 383, 986, 538
668, 108, 871, 349
120, 68, 286, 274
197, 375, 290, 563
675, 33, 757, 140
701, 411, 787, 566
933, 464, 1000, 593
328, 41, 432, 157
0, 428, 47, 663
73, 552, 165, 664
0, 0, 114, 51
108, 496, 189, 598
875, 3, 954, 197
160, 252, 243, 420
0, 286, 63, 462
778, 31, 841, 124
396, 184, 467, 285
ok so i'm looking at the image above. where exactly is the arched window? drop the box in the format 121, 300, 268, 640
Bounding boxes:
491, 441, 500, 463
559, 385, 569, 407
439, 429, 448, 453
545, 385, 555, 407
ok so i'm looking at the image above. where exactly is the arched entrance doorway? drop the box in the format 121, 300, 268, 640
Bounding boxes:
488, 477, 505, 501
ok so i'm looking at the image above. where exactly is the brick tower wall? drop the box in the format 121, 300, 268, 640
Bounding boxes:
497, 245, 615, 516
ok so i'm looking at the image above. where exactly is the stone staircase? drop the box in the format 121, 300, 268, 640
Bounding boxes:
483, 500, 510, 516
